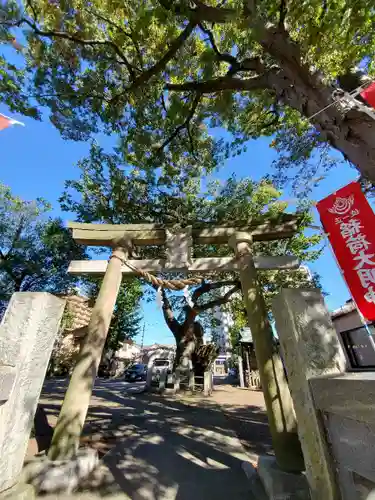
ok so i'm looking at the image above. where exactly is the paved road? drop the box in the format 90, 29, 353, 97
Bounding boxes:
37, 379, 268, 499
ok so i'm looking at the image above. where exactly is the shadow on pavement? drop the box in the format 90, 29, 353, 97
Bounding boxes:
36, 379, 272, 499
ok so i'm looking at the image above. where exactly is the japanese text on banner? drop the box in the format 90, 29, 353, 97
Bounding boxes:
317, 182, 375, 321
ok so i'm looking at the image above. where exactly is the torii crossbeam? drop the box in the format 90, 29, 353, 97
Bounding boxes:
67, 216, 300, 275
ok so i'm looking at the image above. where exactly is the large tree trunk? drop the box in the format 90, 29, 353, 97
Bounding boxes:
263, 26, 375, 182
174, 320, 218, 376
174, 320, 203, 371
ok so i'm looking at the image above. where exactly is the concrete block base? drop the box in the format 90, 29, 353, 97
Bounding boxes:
242, 461, 268, 500
0, 483, 35, 499
21, 448, 98, 494
257, 456, 310, 500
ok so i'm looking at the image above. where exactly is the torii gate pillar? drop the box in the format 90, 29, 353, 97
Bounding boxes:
229, 232, 304, 472
48, 241, 131, 460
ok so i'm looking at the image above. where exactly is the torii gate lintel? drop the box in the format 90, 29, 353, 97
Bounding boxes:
67, 217, 301, 276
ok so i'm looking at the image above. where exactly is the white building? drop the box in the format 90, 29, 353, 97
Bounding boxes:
115, 340, 141, 362
139, 343, 176, 366
210, 305, 234, 375
212, 305, 233, 355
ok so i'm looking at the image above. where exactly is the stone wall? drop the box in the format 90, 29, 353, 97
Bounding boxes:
310, 372, 375, 500
272, 289, 346, 500
0, 293, 65, 493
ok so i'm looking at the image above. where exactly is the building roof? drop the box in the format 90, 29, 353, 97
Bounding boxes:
55, 294, 94, 335
141, 343, 176, 351
331, 300, 356, 319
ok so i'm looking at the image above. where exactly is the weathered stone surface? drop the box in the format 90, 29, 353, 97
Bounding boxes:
242, 461, 268, 500
0, 366, 17, 402
310, 373, 375, 500
272, 289, 345, 500
230, 234, 303, 473
158, 368, 168, 393
145, 363, 154, 389
69, 255, 300, 276
258, 456, 310, 500
174, 369, 181, 392
165, 227, 192, 269
0, 293, 65, 492
0, 335, 19, 367
203, 371, 213, 396
22, 448, 98, 494
0, 483, 35, 499
310, 372, 375, 424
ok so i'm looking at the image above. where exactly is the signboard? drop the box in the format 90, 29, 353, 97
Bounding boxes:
240, 328, 253, 343
317, 182, 375, 320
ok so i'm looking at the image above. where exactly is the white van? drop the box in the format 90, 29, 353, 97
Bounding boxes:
152, 358, 173, 373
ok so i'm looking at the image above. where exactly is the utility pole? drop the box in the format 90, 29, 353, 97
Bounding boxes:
141, 322, 145, 349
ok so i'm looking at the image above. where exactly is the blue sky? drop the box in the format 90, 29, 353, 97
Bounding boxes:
0, 100, 359, 346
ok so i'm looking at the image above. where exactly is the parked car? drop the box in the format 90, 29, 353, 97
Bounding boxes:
124, 363, 147, 381
152, 358, 173, 374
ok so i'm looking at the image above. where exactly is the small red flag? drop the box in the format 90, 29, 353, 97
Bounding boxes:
360, 82, 375, 109
0, 113, 24, 131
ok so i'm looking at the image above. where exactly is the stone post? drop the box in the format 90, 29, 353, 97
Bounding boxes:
203, 371, 212, 396
146, 363, 154, 390
49, 243, 131, 461
188, 369, 195, 391
229, 233, 304, 472
238, 354, 245, 388
0, 293, 65, 493
159, 368, 167, 393
272, 289, 345, 500
174, 369, 180, 393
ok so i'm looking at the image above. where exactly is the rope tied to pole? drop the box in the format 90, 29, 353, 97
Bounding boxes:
109, 254, 204, 290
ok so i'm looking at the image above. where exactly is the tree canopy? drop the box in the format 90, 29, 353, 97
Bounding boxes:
0, 183, 86, 305
87, 276, 143, 354
1, 0, 375, 187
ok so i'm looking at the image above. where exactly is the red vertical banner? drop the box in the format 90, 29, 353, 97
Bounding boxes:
317, 182, 375, 321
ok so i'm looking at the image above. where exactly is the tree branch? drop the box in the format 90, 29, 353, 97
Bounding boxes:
192, 1, 237, 23
160, 289, 182, 336
278, 0, 287, 28
7, 217, 25, 258
198, 23, 237, 65
25, 0, 39, 23
187, 123, 198, 160
84, 7, 132, 38
318, 0, 328, 24
166, 74, 270, 93
196, 284, 240, 312
5, 17, 137, 79
192, 279, 240, 305
243, 0, 257, 18
158, 0, 237, 23
83, 7, 144, 70
156, 92, 201, 154
227, 56, 265, 76
129, 21, 197, 89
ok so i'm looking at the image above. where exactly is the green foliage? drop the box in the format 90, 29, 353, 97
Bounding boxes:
0, 183, 86, 303
1, 0, 374, 186
87, 277, 143, 353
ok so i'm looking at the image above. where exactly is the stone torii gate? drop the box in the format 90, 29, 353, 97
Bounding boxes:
49, 216, 304, 471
